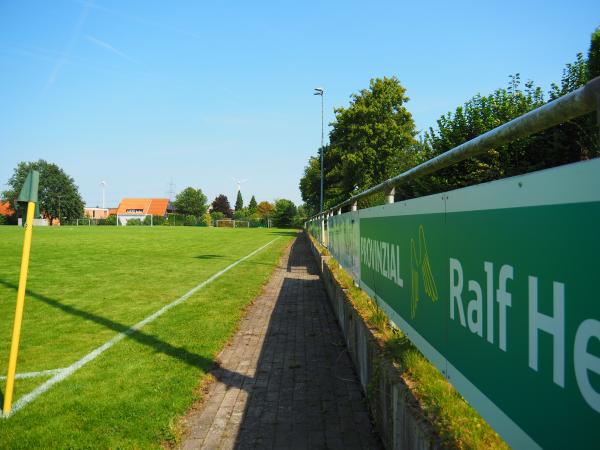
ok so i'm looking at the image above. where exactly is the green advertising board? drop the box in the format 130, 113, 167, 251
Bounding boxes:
310, 159, 600, 449
328, 211, 360, 282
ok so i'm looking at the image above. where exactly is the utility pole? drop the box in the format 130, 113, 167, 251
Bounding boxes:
167, 178, 176, 203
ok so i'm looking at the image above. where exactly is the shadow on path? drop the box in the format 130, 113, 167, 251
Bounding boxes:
183, 234, 381, 449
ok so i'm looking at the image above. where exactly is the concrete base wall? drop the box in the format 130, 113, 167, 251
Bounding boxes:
306, 232, 441, 450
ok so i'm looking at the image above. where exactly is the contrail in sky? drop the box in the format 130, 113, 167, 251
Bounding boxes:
85, 35, 137, 63
44, 0, 93, 92
73, 0, 202, 40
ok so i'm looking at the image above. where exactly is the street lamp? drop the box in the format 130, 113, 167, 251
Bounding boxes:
313, 87, 324, 212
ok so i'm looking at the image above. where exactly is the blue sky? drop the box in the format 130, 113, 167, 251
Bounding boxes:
0, 0, 597, 208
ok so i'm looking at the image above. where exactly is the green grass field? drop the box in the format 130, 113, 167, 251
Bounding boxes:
0, 226, 295, 448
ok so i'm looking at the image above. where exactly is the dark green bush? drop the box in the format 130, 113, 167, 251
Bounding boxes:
210, 211, 225, 222
98, 215, 117, 226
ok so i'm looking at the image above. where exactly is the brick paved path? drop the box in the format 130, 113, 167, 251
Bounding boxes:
181, 234, 382, 449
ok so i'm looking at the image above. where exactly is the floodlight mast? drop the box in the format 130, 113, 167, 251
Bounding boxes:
313, 87, 324, 213
100, 181, 107, 209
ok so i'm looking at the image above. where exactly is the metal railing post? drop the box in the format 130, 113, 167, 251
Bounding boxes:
385, 187, 395, 204
351, 202, 358, 212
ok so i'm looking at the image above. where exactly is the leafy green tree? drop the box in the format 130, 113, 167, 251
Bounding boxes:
211, 194, 233, 218
272, 199, 297, 228
423, 74, 546, 192
234, 208, 248, 220
425, 29, 600, 195
248, 195, 258, 214
544, 52, 598, 165
256, 201, 274, 219
3, 159, 84, 225
300, 77, 419, 209
173, 187, 207, 217
588, 27, 600, 79
235, 190, 244, 211
329, 76, 419, 198
293, 204, 309, 228
299, 155, 322, 213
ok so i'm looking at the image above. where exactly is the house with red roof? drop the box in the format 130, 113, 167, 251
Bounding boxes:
115, 198, 172, 225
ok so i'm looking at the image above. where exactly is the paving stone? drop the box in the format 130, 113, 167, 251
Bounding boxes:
181, 234, 381, 449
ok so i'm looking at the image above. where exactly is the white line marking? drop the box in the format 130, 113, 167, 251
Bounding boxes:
0, 368, 66, 381
2, 237, 280, 418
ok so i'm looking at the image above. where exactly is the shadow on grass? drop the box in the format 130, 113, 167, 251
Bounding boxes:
191, 255, 283, 269
0, 279, 253, 400
266, 230, 299, 237
193, 254, 225, 260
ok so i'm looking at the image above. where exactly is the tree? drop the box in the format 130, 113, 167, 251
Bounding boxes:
293, 204, 309, 228
299, 155, 321, 213
424, 32, 600, 195
248, 195, 258, 214
423, 74, 546, 192
588, 27, 600, 79
329, 76, 419, 198
234, 208, 248, 220
211, 194, 233, 218
300, 77, 420, 209
256, 201, 274, 219
234, 190, 244, 211
272, 199, 297, 228
173, 187, 207, 217
3, 160, 84, 225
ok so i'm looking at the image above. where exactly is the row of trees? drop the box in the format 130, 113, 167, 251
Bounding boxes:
207, 193, 305, 228
0, 162, 306, 228
172, 188, 284, 225
300, 28, 600, 214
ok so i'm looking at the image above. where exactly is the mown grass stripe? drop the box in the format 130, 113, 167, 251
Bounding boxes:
2, 237, 279, 418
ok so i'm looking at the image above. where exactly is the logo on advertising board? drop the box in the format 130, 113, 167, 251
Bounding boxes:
410, 225, 439, 318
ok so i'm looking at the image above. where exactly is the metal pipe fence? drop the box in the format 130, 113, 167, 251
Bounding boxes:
309, 75, 600, 222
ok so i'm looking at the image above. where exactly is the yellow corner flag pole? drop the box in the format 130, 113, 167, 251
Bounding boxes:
3, 170, 39, 416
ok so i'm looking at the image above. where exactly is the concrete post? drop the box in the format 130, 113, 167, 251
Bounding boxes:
351, 202, 358, 212
320, 215, 326, 246
385, 187, 395, 204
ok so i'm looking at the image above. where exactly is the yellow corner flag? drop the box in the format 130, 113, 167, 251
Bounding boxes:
3, 170, 39, 416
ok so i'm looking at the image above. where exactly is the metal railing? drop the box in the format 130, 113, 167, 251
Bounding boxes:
309, 76, 600, 220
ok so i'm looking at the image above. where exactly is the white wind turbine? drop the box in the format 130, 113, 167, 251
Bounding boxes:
232, 177, 248, 195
